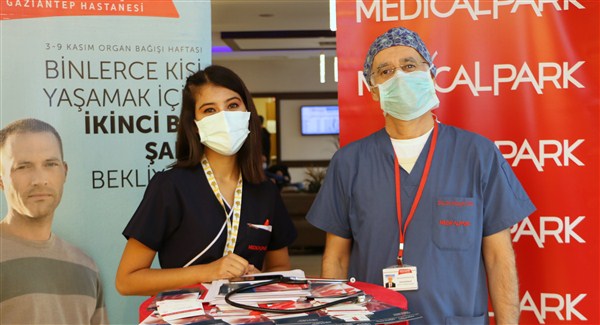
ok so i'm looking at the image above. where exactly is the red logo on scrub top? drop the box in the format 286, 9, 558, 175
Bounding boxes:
437, 200, 474, 207
248, 245, 267, 251
439, 220, 471, 227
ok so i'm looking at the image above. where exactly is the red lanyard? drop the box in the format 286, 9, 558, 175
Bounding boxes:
394, 122, 438, 265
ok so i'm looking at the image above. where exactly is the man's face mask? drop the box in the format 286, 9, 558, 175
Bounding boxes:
375, 70, 440, 121
195, 111, 250, 156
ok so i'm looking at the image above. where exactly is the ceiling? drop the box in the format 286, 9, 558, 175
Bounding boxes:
211, 0, 336, 60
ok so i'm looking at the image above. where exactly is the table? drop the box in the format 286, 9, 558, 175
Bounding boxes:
139, 281, 409, 324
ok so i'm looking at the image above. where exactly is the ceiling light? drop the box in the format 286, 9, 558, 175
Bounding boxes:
329, 0, 337, 31
334, 56, 338, 83
320, 53, 326, 83
221, 30, 336, 51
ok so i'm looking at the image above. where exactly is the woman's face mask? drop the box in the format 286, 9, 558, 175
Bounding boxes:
195, 111, 250, 156
375, 70, 440, 121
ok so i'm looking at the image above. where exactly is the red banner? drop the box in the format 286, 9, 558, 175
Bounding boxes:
0, 0, 179, 20
337, 1, 599, 324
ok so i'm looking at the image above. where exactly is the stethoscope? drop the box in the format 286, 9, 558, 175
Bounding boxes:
224, 276, 368, 314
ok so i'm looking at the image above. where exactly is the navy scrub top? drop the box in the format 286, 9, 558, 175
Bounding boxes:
123, 165, 297, 269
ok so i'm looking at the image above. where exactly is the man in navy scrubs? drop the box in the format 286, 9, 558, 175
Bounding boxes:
307, 27, 535, 325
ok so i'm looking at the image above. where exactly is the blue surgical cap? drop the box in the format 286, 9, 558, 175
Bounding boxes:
363, 27, 437, 85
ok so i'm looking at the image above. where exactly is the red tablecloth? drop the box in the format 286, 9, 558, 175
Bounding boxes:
139, 281, 408, 324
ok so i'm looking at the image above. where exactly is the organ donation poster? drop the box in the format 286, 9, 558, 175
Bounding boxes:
336, 1, 599, 324
0, 1, 211, 323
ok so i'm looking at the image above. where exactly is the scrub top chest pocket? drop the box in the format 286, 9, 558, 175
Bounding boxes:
433, 197, 477, 250
243, 221, 272, 253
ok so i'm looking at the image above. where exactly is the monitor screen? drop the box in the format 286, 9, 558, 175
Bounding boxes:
300, 105, 339, 135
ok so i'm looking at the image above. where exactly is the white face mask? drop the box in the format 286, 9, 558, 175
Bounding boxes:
195, 111, 250, 156
376, 70, 440, 121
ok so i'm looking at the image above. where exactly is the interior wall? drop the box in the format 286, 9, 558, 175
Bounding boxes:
212, 56, 337, 187
213, 57, 338, 93
215, 57, 339, 170
278, 98, 339, 163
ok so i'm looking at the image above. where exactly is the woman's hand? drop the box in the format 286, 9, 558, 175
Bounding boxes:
116, 239, 263, 296
205, 253, 254, 280
244, 264, 260, 275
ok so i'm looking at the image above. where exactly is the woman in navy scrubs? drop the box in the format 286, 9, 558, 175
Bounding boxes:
116, 65, 297, 296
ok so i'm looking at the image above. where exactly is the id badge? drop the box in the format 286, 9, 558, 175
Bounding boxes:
382, 265, 418, 291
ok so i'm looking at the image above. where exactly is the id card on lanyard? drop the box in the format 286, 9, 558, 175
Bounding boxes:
383, 122, 438, 291
201, 157, 243, 256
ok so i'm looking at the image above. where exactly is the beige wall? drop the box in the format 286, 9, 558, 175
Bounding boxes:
214, 56, 338, 93
215, 56, 338, 185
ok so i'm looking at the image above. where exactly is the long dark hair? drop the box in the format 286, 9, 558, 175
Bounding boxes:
173, 65, 265, 184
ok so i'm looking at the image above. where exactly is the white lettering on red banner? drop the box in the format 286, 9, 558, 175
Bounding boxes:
3, 1, 146, 13
357, 61, 585, 97
521, 291, 588, 324
511, 216, 585, 248
495, 139, 584, 171
356, 0, 585, 22
436, 61, 585, 96
4, 1, 77, 9
358, 71, 368, 96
